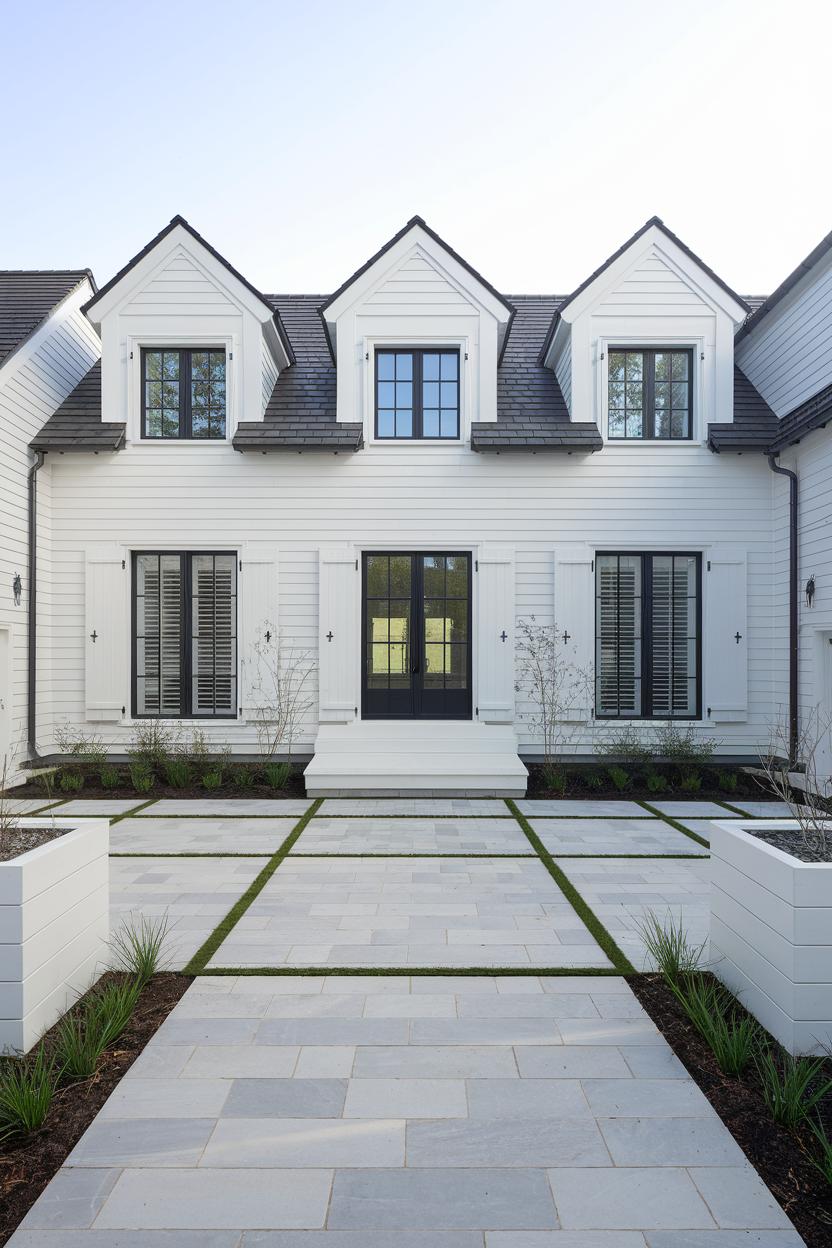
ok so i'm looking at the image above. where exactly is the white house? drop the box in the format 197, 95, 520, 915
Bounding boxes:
2, 212, 828, 794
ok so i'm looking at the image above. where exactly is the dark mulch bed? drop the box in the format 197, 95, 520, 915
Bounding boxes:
0, 972, 189, 1246
630, 972, 832, 1247
14, 770, 308, 805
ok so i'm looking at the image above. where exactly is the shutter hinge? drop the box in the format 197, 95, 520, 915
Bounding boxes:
239, 559, 242, 571
475, 706, 479, 717
707, 706, 712, 717
464, 351, 469, 361
355, 559, 358, 570
365, 352, 369, 361
591, 559, 594, 572
707, 560, 711, 571
121, 706, 126, 716
354, 706, 358, 716
129, 350, 133, 360
475, 559, 478, 572
229, 351, 233, 361
121, 559, 126, 570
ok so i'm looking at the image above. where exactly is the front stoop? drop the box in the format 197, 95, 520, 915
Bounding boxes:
303, 721, 528, 797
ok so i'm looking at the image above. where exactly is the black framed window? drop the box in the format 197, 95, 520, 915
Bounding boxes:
607, 348, 692, 440
596, 552, 701, 719
375, 349, 459, 439
142, 348, 226, 439
133, 551, 237, 718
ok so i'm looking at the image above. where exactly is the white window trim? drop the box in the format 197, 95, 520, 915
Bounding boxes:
362, 335, 470, 447
125, 334, 237, 446
596, 335, 707, 447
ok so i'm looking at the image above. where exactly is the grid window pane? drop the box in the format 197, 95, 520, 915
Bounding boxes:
142, 349, 225, 440
608, 348, 692, 440
376, 349, 460, 439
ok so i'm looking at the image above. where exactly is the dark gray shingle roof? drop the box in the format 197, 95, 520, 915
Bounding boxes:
472, 295, 602, 452
0, 270, 93, 367
30, 361, 125, 451
233, 295, 363, 451
735, 228, 832, 345
769, 382, 832, 452
708, 367, 780, 452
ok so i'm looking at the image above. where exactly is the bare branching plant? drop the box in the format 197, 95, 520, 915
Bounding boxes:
759, 708, 832, 854
515, 617, 593, 788
246, 624, 315, 764
0, 754, 21, 846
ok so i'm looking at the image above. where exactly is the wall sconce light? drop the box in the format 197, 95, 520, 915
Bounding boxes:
805, 575, 816, 608
12, 574, 22, 606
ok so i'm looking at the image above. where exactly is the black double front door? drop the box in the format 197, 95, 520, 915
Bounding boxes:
362, 552, 472, 719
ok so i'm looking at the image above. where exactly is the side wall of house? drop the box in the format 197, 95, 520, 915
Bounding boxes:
0, 288, 100, 780
46, 439, 774, 759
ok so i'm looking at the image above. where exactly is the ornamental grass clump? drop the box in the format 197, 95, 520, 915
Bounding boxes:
110, 914, 170, 986
0, 1045, 55, 1140
163, 758, 190, 789
263, 760, 291, 790
676, 976, 760, 1076
636, 909, 706, 990
755, 1049, 832, 1129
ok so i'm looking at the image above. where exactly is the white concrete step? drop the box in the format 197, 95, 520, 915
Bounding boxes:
304, 721, 528, 797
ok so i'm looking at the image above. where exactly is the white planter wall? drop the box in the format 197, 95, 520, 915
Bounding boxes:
710, 818, 832, 1055
0, 819, 109, 1053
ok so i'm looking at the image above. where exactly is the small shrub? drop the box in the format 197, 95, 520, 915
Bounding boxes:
583, 768, 605, 791
0, 1045, 55, 1139
36, 769, 59, 799
607, 765, 631, 792
636, 910, 706, 988
755, 1049, 832, 1129
646, 771, 669, 795
718, 769, 739, 794
679, 771, 702, 793
59, 770, 84, 793
202, 769, 223, 791
129, 720, 177, 771
54, 1008, 107, 1082
130, 762, 155, 794
676, 976, 760, 1076
87, 978, 142, 1049
233, 765, 255, 790
99, 765, 121, 790
55, 725, 107, 770
595, 724, 653, 768
654, 722, 717, 784
110, 913, 170, 985
541, 763, 567, 795
163, 758, 191, 789
263, 761, 291, 790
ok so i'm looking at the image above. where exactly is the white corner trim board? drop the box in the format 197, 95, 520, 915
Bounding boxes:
0, 819, 110, 1054
709, 818, 832, 1055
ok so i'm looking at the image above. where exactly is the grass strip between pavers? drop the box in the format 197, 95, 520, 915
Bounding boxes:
182, 797, 324, 975
505, 798, 635, 975
637, 800, 710, 849
199, 964, 625, 978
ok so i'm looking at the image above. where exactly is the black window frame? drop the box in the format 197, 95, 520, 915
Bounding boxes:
141, 346, 227, 440
607, 346, 694, 441
595, 550, 702, 721
131, 549, 238, 720
374, 347, 461, 441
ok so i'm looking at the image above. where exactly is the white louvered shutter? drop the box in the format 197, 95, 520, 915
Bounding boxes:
476, 544, 516, 723
595, 553, 642, 718
190, 554, 238, 717
554, 545, 595, 722
239, 545, 279, 716
319, 546, 358, 722
705, 546, 748, 722
650, 554, 699, 718
85, 545, 128, 722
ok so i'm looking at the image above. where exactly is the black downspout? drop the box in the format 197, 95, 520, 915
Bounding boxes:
767, 453, 799, 766
27, 450, 45, 763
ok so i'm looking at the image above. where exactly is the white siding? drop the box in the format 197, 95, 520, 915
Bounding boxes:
261, 343, 279, 414
736, 250, 832, 417
554, 340, 572, 412
595, 252, 715, 317
364, 254, 477, 316
0, 287, 100, 778
45, 440, 774, 759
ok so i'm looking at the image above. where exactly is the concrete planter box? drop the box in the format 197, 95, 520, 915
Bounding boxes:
710, 818, 832, 1055
0, 818, 109, 1054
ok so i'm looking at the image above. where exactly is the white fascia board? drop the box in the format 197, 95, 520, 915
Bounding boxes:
86, 225, 274, 328
559, 225, 748, 329
263, 317, 291, 371
323, 225, 511, 330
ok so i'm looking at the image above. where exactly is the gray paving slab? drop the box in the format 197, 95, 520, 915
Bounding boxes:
518, 800, 646, 817
406, 1116, 610, 1167
8, 1232, 241, 1247
290, 816, 532, 855
202, 1117, 404, 1167
221, 1078, 347, 1117
344, 1077, 467, 1118
209, 856, 609, 970
141, 798, 312, 816
687, 1168, 796, 1229
109, 855, 269, 968
548, 1168, 715, 1230
94, 1169, 332, 1229
648, 801, 730, 818
327, 1168, 559, 1229
111, 817, 296, 854
531, 819, 707, 856
67, 1117, 215, 1166
599, 1117, 746, 1165
486, 1235, 649, 1247
318, 798, 509, 816
582, 1079, 716, 1117
2, 796, 62, 815
730, 800, 793, 818
466, 1079, 591, 1118
242, 1235, 483, 1248
644, 1234, 805, 1247
554, 857, 711, 972
50, 799, 145, 816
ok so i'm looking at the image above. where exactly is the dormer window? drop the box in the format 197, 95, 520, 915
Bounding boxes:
375, 348, 459, 440
142, 348, 226, 439
608, 348, 692, 440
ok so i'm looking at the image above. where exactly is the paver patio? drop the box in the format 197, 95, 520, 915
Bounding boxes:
11, 975, 802, 1243
9, 794, 803, 1244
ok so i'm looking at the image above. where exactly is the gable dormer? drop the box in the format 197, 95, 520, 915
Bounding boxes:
319, 216, 514, 442
540, 217, 749, 444
84, 216, 292, 444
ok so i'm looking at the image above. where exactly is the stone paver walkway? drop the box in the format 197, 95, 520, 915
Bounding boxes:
11, 792, 802, 1244
12, 975, 802, 1244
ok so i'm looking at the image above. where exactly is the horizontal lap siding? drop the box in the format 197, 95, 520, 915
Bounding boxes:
48, 442, 774, 756
792, 429, 832, 736
736, 253, 832, 417
0, 296, 99, 775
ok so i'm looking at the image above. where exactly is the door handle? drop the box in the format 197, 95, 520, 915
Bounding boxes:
410, 650, 420, 675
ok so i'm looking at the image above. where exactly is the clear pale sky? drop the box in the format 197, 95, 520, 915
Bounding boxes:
1, 0, 830, 298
